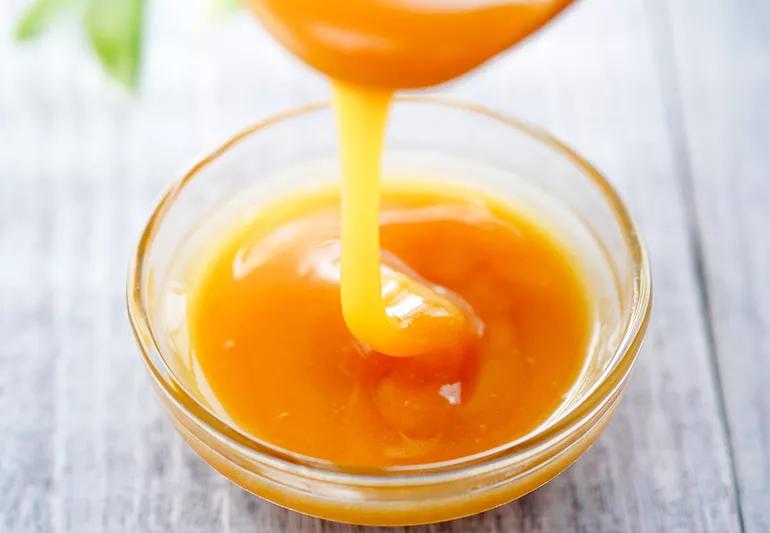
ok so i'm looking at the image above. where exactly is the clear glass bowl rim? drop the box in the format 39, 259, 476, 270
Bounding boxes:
126, 95, 652, 486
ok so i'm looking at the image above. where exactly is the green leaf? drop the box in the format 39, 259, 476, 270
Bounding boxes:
14, 0, 78, 41
84, 0, 144, 89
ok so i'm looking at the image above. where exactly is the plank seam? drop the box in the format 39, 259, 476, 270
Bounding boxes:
642, 1, 746, 531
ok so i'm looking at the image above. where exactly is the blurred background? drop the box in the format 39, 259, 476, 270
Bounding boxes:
0, 0, 767, 531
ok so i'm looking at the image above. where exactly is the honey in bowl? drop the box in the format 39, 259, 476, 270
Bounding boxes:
129, 97, 651, 526
188, 181, 592, 466
127, 0, 651, 525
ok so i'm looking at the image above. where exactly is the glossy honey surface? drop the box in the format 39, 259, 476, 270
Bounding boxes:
189, 183, 591, 466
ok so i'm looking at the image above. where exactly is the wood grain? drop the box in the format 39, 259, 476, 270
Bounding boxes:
0, 0, 765, 530
649, 0, 770, 531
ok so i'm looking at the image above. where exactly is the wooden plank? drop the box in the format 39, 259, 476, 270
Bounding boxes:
651, 0, 770, 530
0, 89, 56, 533
0, 0, 748, 530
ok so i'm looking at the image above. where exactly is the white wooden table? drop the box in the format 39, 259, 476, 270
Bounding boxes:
1, 0, 768, 531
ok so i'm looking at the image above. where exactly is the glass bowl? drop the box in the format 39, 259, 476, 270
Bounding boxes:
127, 96, 651, 526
